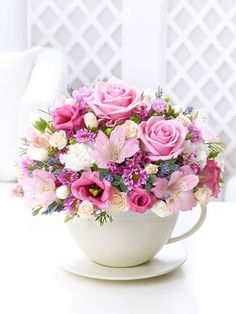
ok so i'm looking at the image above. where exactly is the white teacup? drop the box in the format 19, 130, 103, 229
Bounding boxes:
67, 206, 207, 268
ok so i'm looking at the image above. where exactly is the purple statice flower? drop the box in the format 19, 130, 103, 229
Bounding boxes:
126, 151, 150, 168
19, 156, 36, 177
75, 128, 96, 143
57, 169, 78, 186
191, 163, 201, 174
123, 165, 148, 191
64, 194, 80, 216
152, 99, 166, 113
134, 102, 148, 120
108, 161, 124, 175
188, 123, 203, 143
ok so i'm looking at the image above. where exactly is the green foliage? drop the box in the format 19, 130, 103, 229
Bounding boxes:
95, 211, 113, 226
104, 127, 113, 136
99, 168, 110, 180
33, 117, 49, 133
131, 115, 141, 124
207, 142, 224, 159
32, 206, 42, 216
64, 214, 74, 223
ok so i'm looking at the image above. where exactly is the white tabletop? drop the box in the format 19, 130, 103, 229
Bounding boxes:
0, 182, 235, 314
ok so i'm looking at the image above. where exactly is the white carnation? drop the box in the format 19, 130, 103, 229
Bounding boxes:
183, 140, 209, 170
59, 143, 95, 171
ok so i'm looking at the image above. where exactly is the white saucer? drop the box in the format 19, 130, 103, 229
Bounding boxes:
59, 244, 187, 281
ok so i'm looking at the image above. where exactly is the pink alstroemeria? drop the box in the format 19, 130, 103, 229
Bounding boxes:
20, 170, 57, 208
151, 166, 199, 213
93, 125, 139, 168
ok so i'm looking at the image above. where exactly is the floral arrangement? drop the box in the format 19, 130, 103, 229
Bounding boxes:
12, 77, 224, 225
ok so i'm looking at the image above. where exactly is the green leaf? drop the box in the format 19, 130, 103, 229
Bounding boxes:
145, 183, 151, 193
33, 118, 48, 133
32, 206, 42, 216
95, 211, 113, 226
64, 215, 74, 223
104, 128, 113, 136
131, 115, 141, 124
99, 169, 109, 180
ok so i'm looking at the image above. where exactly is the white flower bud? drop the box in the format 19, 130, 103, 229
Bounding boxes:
56, 185, 70, 200
78, 200, 95, 219
151, 201, 171, 218
145, 163, 158, 174
124, 120, 138, 138
142, 88, 156, 105
84, 112, 99, 129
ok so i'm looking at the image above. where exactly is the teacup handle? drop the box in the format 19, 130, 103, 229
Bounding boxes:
167, 206, 207, 244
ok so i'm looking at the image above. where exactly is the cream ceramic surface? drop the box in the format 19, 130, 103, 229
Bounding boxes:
67, 206, 206, 267
1, 182, 236, 314
59, 244, 187, 281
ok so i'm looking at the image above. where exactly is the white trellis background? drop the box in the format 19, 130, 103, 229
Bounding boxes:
28, 0, 236, 181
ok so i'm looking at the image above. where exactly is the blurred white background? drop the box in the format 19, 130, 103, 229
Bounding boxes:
0, 0, 236, 196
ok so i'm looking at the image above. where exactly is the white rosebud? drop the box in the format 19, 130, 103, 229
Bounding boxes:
124, 120, 138, 138
49, 130, 68, 150
56, 185, 70, 199
151, 200, 171, 218
194, 185, 212, 206
142, 88, 156, 105
84, 112, 99, 129
145, 163, 159, 174
27, 145, 48, 161
108, 192, 128, 215
78, 200, 95, 219
172, 105, 182, 114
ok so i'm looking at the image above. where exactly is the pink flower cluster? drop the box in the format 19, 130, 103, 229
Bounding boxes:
13, 77, 224, 223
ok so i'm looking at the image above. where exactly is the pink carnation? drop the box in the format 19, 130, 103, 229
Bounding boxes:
199, 160, 221, 197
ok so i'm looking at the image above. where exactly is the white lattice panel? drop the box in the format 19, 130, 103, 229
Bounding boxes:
28, 0, 122, 87
166, 0, 236, 178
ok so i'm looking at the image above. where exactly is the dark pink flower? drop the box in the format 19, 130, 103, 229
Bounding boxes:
52, 105, 85, 131
199, 160, 221, 197
127, 188, 156, 214
71, 172, 113, 209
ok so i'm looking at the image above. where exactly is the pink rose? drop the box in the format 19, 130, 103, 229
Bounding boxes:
86, 77, 140, 122
127, 188, 156, 214
139, 116, 187, 161
71, 172, 113, 209
52, 105, 84, 131
199, 160, 221, 197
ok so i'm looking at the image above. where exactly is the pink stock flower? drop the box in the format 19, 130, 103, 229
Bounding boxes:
86, 77, 140, 123
151, 165, 199, 213
52, 105, 85, 131
93, 125, 140, 168
199, 160, 221, 197
139, 116, 187, 161
20, 170, 57, 208
71, 171, 113, 209
127, 188, 156, 214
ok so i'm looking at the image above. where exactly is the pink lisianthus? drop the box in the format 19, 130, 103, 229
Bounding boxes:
199, 160, 221, 197
93, 125, 140, 168
52, 105, 85, 131
138, 116, 187, 161
20, 170, 57, 208
71, 172, 113, 209
86, 77, 140, 123
127, 188, 156, 214
151, 166, 199, 213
